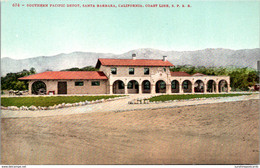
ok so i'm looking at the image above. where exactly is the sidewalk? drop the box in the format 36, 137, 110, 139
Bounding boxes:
1, 93, 259, 118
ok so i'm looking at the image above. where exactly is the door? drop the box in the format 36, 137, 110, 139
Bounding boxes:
58, 82, 67, 94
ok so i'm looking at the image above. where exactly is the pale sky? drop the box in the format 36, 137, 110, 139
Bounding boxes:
2, 0, 259, 59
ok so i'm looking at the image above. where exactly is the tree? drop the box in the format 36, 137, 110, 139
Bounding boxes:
61, 66, 98, 71
1, 68, 37, 91
247, 71, 259, 87
14, 81, 27, 90
29, 67, 36, 74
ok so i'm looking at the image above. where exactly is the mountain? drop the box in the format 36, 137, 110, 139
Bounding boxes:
1, 48, 259, 76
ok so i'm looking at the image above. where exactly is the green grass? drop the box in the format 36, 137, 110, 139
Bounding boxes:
149, 93, 251, 102
1, 95, 122, 107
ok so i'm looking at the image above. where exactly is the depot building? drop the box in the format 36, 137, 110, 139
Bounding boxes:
19, 54, 230, 95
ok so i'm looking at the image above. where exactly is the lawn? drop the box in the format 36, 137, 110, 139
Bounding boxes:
149, 93, 251, 102
1, 95, 122, 107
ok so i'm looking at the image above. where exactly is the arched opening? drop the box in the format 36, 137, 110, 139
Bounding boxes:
113, 80, 125, 94
194, 80, 204, 93
156, 80, 166, 93
182, 80, 192, 93
207, 80, 216, 93
127, 80, 139, 94
32, 81, 47, 95
171, 80, 179, 93
219, 80, 228, 92
142, 80, 151, 93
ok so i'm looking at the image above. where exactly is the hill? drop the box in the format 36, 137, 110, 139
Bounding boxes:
1, 48, 259, 76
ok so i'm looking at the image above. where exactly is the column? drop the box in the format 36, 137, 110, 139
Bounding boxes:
191, 83, 195, 94
28, 81, 32, 95
109, 85, 113, 94
124, 85, 128, 94
139, 84, 142, 94
216, 84, 219, 93
204, 83, 207, 93
166, 84, 171, 94
179, 83, 183, 94
151, 84, 156, 94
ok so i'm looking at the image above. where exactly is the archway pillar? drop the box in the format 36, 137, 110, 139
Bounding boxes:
151, 84, 156, 94
179, 82, 183, 93
191, 83, 195, 94
216, 84, 219, 93
124, 85, 128, 94
109, 85, 113, 94
204, 83, 207, 93
29, 81, 33, 94
166, 84, 171, 94
139, 84, 142, 94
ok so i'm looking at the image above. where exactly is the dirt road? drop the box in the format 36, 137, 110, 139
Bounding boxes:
1, 99, 259, 164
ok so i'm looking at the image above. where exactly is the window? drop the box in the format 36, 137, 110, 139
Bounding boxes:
75, 81, 84, 86
129, 68, 134, 75
163, 68, 166, 72
171, 81, 176, 89
144, 68, 149, 75
111, 67, 117, 75
91, 81, 100, 86
183, 81, 188, 89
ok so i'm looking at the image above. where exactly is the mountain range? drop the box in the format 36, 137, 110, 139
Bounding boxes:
1, 48, 259, 76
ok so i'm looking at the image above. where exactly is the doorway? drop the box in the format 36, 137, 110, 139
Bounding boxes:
58, 82, 67, 94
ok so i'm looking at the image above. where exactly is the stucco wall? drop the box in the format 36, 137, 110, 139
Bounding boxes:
66, 80, 107, 94
100, 65, 170, 78
27, 70, 230, 95
29, 79, 108, 95
29, 80, 58, 95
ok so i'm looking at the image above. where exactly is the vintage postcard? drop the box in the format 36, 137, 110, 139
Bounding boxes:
1, 0, 259, 166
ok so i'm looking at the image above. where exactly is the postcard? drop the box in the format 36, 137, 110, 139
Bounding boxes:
1, 0, 259, 166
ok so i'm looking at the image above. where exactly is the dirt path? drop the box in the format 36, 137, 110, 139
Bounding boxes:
1, 99, 259, 164
1, 93, 258, 118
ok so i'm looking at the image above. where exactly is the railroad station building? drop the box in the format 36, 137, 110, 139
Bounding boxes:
19, 54, 230, 95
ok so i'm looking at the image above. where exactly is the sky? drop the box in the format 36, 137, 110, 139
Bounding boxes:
1, 0, 259, 59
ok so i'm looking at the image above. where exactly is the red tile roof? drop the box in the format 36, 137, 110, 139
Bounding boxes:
19, 71, 108, 80
97, 58, 174, 67
170, 71, 191, 76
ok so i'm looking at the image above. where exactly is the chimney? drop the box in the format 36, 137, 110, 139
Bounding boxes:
132, 53, 136, 60
163, 56, 167, 61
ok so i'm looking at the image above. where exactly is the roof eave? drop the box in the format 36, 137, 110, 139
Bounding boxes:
19, 77, 108, 80
101, 65, 174, 67
95, 59, 102, 69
